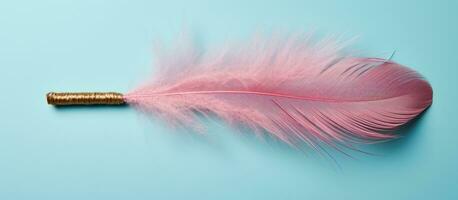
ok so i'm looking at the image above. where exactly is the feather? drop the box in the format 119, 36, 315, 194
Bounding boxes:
124, 34, 433, 151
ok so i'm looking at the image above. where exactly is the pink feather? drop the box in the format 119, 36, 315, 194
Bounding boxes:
124, 34, 433, 150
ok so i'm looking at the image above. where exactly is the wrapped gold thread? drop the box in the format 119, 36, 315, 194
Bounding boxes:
47, 92, 125, 105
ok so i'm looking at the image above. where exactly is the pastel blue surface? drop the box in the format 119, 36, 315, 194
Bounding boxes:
1, 0, 457, 199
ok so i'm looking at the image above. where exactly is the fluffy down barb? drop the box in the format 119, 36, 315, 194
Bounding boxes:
124, 34, 433, 151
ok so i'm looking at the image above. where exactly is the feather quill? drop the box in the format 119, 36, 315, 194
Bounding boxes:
124, 34, 433, 150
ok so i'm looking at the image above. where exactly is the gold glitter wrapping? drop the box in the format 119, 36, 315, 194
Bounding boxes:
46, 92, 125, 105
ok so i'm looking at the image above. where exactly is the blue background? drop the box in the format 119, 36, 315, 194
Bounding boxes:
1, 0, 457, 199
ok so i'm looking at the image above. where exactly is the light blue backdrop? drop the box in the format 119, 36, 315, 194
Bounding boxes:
1, 0, 457, 199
